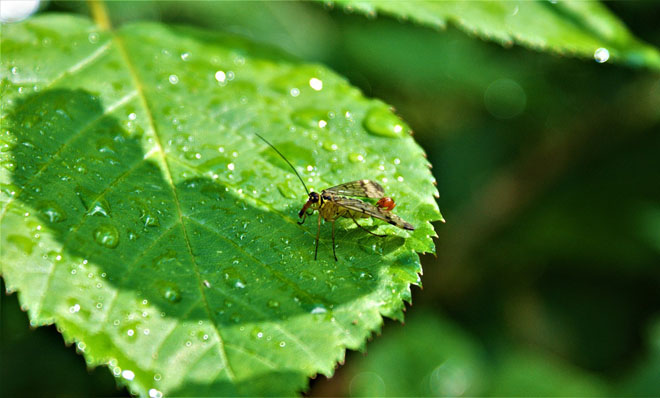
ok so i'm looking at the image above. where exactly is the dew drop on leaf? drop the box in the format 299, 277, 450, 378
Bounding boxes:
363, 106, 406, 138
149, 388, 163, 398
290, 108, 328, 129
0, 182, 18, 196
93, 224, 120, 248
594, 47, 610, 63
160, 283, 182, 303
87, 197, 111, 217
310, 304, 327, 314
348, 153, 365, 163
38, 200, 66, 223
267, 300, 280, 308
141, 211, 160, 228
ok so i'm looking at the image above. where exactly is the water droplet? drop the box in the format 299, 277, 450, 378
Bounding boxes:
215, 70, 226, 83
310, 304, 327, 314
0, 183, 18, 197
69, 303, 81, 313
141, 210, 160, 228
267, 300, 280, 308
309, 77, 323, 91
279, 341, 286, 347
348, 153, 365, 163
38, 201, 66, 223
290, 88, 300, 97
251, 327, 264, 339
93, 224, 119, 248
290, 108, 328, 129
168, 74, 179, 84
160, 283, 182, 303
363, 106, 407, 138
594, 47, 610, 63
149, 388, 163, 398
87, 197, 111, 217
88, 32, 99, 43
122, 370, 135, 380
180, 52, 191, 61
322, 141, 338, 152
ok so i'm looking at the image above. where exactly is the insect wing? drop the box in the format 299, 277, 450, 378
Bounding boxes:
334, 197, 415, 231
324, 180, 385, 198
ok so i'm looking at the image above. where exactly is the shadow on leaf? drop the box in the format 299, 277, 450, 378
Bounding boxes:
5, 88, 412, 393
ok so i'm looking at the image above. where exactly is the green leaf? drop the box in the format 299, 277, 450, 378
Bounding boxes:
330, 0, 660, 70
348, 311, 486, 397
0, 14, 441, 396
349, 311, 608, 397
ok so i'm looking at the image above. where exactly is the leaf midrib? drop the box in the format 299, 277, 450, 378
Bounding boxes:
110, 30, 239, 382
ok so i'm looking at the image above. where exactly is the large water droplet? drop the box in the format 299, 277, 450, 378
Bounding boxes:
141, 211, 160, 228
348, 153, 365, 163
149, 388, 163, 398
160, 283, 182, 303
309, 77, 323, 91
38, 200, 66, 223
290, 108, 328, 129
310, 304, 327, 314
93, 224, 119, 248
594, 47, 610, 63
88, 197, 111, 217
363, 106, 406, 138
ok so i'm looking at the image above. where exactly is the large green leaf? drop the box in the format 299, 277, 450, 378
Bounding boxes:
330, 0, 660, 70
0, 14, 441, 396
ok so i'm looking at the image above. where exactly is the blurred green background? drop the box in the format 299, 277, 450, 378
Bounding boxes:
2, 1, 659, 396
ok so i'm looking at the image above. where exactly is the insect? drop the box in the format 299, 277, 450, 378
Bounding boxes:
255, 133, 414, 261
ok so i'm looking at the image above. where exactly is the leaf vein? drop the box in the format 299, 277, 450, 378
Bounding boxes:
112, 32, 237, 382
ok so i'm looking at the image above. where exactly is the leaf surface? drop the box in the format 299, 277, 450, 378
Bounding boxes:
331, 0, 660, 70
0, 14, 440, 396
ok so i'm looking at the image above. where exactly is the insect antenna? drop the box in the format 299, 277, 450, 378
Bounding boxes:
255, 133, 310, 195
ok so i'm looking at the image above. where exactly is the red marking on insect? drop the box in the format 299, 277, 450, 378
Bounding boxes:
377, 197, 396, 211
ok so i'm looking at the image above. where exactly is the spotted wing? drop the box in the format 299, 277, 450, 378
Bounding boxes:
324, 180, 385, 198
334, 197, 415, 231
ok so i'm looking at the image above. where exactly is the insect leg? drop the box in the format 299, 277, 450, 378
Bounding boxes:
331, 220, 338, 262
298, 213, 307, 225
314, 212, 321, 260
349, 213, 387, 237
